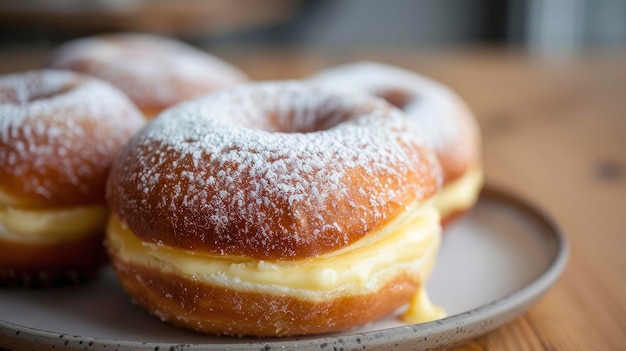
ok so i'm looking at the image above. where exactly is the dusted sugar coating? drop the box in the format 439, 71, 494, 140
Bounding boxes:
48, 33, 248, 115
0, 69, 145, 287
0, 69, 146, 206
107, 81, 442, 260
312, 62, 481, 183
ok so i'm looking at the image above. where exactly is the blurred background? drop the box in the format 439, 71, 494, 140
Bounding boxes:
1, 0, 625, 57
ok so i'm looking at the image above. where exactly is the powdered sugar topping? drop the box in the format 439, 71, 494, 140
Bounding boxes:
49, 33, 248, 111
0, 69, 145, 204
311, 62, 478, 159
108, 81, 442, 259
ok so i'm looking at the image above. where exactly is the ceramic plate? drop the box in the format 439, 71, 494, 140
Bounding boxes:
0, 187, 568, 351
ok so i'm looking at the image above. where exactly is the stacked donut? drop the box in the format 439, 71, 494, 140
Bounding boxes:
0, 69, 145, 286
102, 66, 481, 336
312, 62, 483, 224
0, 33, 248, 286
105, 82, 445, 336
2, 33, 482, 337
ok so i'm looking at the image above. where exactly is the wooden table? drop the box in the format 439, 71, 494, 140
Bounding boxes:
1, 46, 625, 350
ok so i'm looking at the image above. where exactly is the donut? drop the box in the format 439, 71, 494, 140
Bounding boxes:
48, 33, 248, 119
311, 62, 483, 224
0, 69, 145, 287
105, 82, 445, 336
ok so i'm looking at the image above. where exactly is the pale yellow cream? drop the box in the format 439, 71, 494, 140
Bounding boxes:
108, 202, 441, 293
434, 167, 483, 219
402, 287, 446, 323
108, 204, 440, 291
0, 205, 109, 243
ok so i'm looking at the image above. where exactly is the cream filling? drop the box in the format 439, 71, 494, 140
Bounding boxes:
107, 202, 445, 322
0, 205, 109, 243
434, 167, 483, 219
402, 287, 446, 323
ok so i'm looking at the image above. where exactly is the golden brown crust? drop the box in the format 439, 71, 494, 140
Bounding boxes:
0, 70, 145, 206
434, 102, 481, 184
441, 208, 468, 227
364, 86, 479, 183
0, 233, 107, 287
106, 83, 442, 260
107, 145, 439, 260
138, 108, 162, 120
0, 136, 111, 207
109, 256, 420, 337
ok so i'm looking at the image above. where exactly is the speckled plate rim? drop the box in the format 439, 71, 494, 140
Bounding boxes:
0, 186, 569, 351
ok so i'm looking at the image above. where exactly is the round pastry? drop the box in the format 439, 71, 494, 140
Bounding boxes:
48, 33, 248, 119
105, 82, 445, 336
0, 69, 145, 287
312, 62, 483, 224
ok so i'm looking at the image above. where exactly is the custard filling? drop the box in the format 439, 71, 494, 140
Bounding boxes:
108, 201, 446, 323
434, 167, 483, 219
108, 202, 441, 289
0, 205, 109, 243
402, 287, 446, 323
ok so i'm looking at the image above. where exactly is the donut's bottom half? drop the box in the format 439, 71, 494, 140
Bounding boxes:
106, 202, 443, 336
110, 259, 422, 337
0, 233, 107, 287
0, 203, 109, 287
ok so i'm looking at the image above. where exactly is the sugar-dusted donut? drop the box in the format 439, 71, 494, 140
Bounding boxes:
312, 62, 483, 223
105, 81, 445, 336
0, 69, 145, 287
48, 33, 248, 118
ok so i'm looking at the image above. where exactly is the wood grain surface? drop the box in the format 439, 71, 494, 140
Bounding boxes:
1, 46, 625, 350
